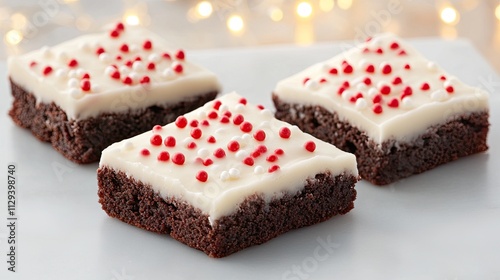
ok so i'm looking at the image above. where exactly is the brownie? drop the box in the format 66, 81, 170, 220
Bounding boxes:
7, 22, 221, 164
9, 79, 217, 164
272, 33, 490, 185
98, 167, 357, 258
97, 92, 359, 257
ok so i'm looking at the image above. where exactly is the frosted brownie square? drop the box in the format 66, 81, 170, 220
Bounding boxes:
273, 33, 489, 185
8, 22, 220, 163
98, 92, 358, 257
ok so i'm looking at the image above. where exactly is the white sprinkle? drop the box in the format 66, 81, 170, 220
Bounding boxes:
231, 136, 242, 142
358, 59, 368, 69
119, 65, 130, 75
57, 51, 68, 61
377, 81, 387, 89
368, 87, 378, 98
183, 137, 193, 145
69, 88, 83, 99
132, 61, 144, 72
220, 171, 229, 181
78, 42, 90, 51
76, 68, 85, 77
234, 104, 245, 112
229, 168, 240, 179
197, 148, 210, 158
215, 128, 227, 135
235, 150, 249, 160
355, 98, 368, 110
321, 63, 330, 72
41, 46, 51, 58
254, 166, 265, 174
219, 104, 229, 112
431, 90, 447, 101
444, 79, 457, 88
241, 133, 251, 143
162, 68, 175, 80
92, 84, 101, 93
68, 78, 79, 88
99, 53, 111, 63
341, 90, 353, 101
104, 66, 115, 76
129, 72, 140, 83
148, 53, 160, 63
197, 110, 207, 118
68, 70, 78, 78
261, 109, 273, 118
356, 82, 368, 91
401, 97, 414, 109
305, 80, 319, 90
123, 141, 134, 150
427, 62, 437, 71
55, 69, 68, 79
129, 44, 139, 53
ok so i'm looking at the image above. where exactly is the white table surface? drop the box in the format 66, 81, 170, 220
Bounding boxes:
0, 38, 499, 280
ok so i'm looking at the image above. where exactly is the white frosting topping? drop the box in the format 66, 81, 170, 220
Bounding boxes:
8, 22, 221, 120
100, 92, 358, 224
274, 33, 489, 143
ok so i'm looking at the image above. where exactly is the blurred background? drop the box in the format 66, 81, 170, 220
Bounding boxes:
1, 0, 499, 71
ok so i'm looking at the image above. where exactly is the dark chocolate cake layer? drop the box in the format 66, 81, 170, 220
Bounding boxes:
273, 94, 489, 185
97, 166, 357, 258
8, 79, 217, 164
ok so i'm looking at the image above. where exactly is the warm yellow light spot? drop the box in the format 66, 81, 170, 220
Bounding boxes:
297, 1, 313, 18
5, 30, 23, 45
62, 0, 79, 3
125, 14, 140, 26
269, 7, 283, 22
319, 0, 334, 12
227, 15, 244, 33
196, 1, 213, 18
10, 13, 27, 30
337, 0, 353, 10
495, 4, 500, 21
440, 6, 460, 25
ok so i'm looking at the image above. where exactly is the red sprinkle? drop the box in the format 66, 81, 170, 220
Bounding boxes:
239, 98, 247, 105
319, 78, 328, 83
365, 64, 375, 73
372, 94, 382, 104
175, 116, 187, 128
338, 87, 346, 95
141, 149, 150, 156
172, 153, 185, 165
190, 120, 199, 127
343, 64, 353, 74
68, 59, 78, 68
390, 42, 400, 49
207, 136, 216, 143
404, 64, 411, 70
304, 141, 316, 152
213, 100, 222, 110
201, 120, 210, 126
253, 130, 266, 141
164, 136, 176, 147
203, 159, 213, 166
157, 151, 170, 162
266, 154, 278, 162
303, 77, 310, 85
143, 40, 152, 50
382, 64, 392, 75
208, 111, 218, 119
96, 47, 105, 55
43, 66, 53, 76
268, 165, 280, 173
150, 134, 162, 146
421, 83, 430, 91
196, 171, 208, 182
380, 85, 391, 95
123, 76, 133, 85
30, 61, 37, 68
257, 105, 265, 110
172, 63, 183, 73
227, 141, 240, 152
191, 128, 202, 139
120, 44, 129, 53
243, 157, 254, 166
214, 148, 226, 158
152, 125, 162, 132
110, 29, 119, 38
342, 81, 350, 88
398, 50, 407, 56
392, 76, 402, 85
233, 114, 244, 125
147, 62, 156, 70
125, 60, 133, 68
220, 116, 230, 124
376, 48, 384, 54
240, 122, 253, 133
81, 79, 91, 91
440, 75, 447, 81
140, 76, 150, 84
175, 50, 185, 60
364, 77, 372, 85
373, 104, 383, 114
116, 22, 125, 31
162, 52, 171, 60
187, 142, 197, 149
275, 149, 284, 155
279, 127, 291, 139
223, 111, 232, 118
329, 68, 338, 75
401, 86, 413, 99
82, 73, 90, 79
257, 145, 268, 154
446, 86, 454, 93
388, 98, 399, 108
111, 71, 120, 79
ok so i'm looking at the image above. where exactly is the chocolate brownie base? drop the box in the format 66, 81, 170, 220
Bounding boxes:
272, 94, 489, 185
8, 78, 217, 164
97, 166, 357, 258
